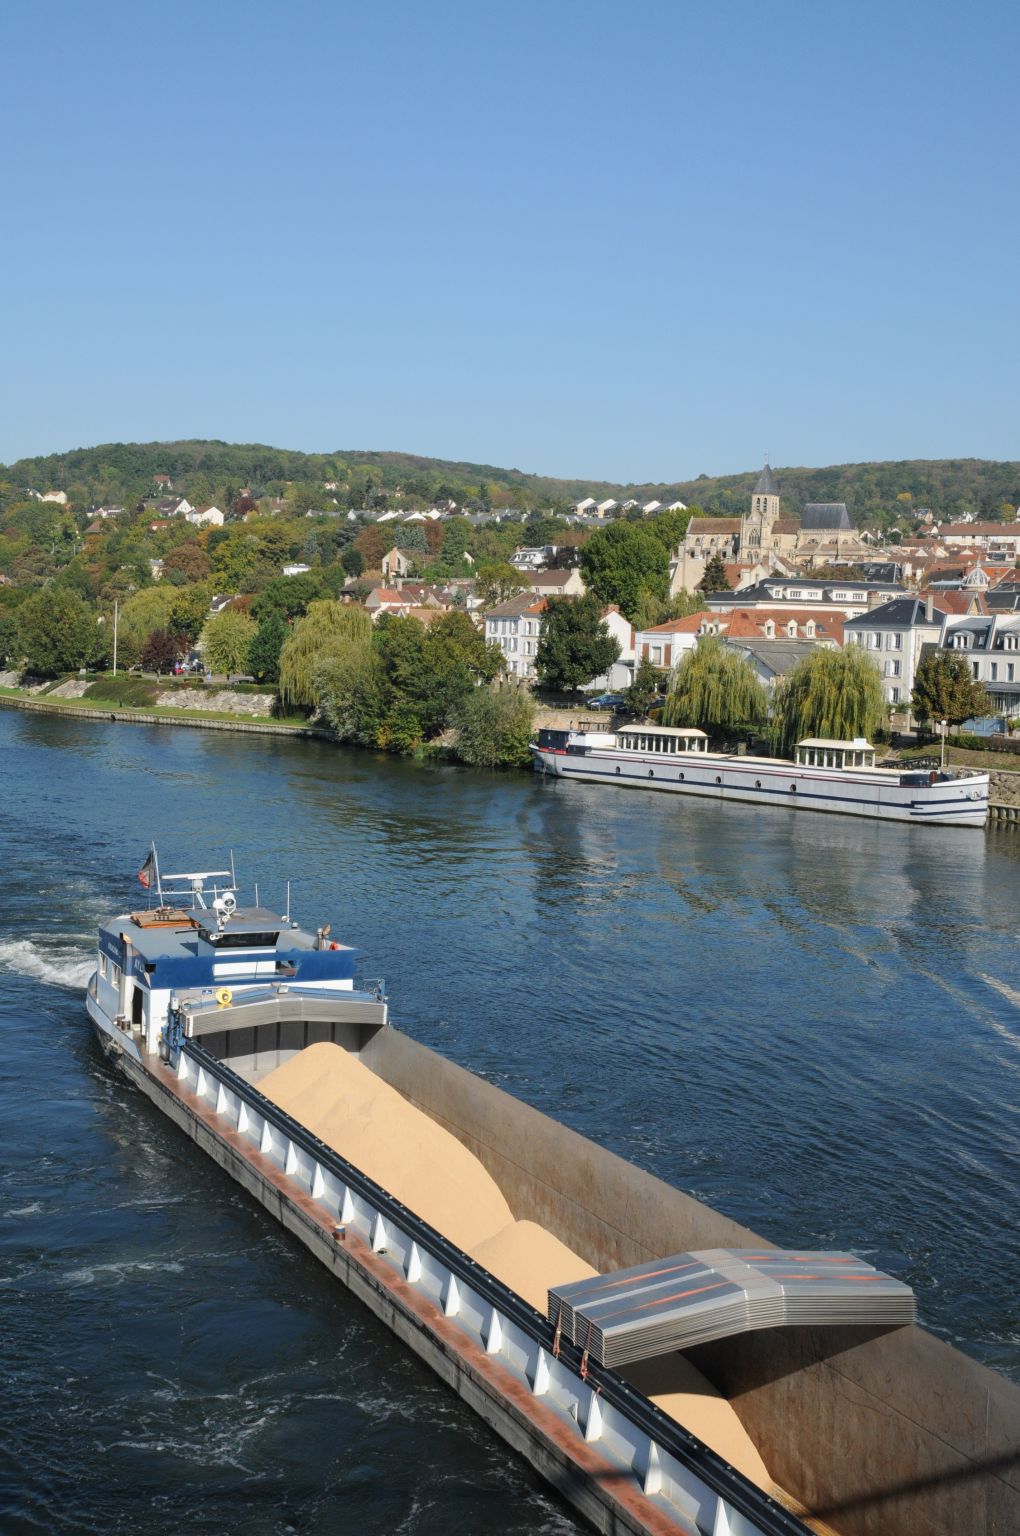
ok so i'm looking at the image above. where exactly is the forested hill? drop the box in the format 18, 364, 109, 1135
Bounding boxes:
2, 439, 1018, 526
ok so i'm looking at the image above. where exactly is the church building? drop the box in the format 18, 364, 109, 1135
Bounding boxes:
670, 464, 869, 596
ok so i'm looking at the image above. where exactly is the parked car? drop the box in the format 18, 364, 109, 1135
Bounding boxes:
588, 693, 627, 711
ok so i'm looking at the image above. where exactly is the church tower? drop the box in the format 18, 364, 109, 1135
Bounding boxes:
742, 463, 780, 553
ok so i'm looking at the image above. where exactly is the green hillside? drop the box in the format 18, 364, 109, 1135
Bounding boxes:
1, 439, 1018, 526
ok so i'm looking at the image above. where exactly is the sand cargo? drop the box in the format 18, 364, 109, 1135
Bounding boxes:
86, 862, 1020, 1536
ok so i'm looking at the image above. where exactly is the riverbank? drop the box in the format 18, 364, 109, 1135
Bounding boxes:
0, 692, 329, 738
3, 687, 1018, 823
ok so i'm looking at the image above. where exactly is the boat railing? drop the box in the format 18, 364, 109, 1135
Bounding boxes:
178, 1036, 811, 1536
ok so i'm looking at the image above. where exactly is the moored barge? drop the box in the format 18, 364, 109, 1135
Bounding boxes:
532, 725, 989, 827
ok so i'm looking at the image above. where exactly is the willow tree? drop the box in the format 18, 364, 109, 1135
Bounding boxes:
661, 635, 768, 738
278, 600, 372, 709
771, 645, 885, 755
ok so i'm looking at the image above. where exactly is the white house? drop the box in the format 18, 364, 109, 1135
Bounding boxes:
282, 562, 312, 577
571, 497, 598, 516
596, 499, 618, 518
483, 594, 547, 681
187, 505, 225, 527
584, 605, 636, 693
939, 612, 1020, 719
642, 500, 662, 515
843, 595, 956, 711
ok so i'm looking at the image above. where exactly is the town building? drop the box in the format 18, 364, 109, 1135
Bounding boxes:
702, 576, 905, 618
381, 547, 417, 578
844, 595, 955, 710
671, 464, 873, 592
483, 594, 548, 680
187, 505, 225, 527
939, 612, 1020, 719
526, 568, 586, 598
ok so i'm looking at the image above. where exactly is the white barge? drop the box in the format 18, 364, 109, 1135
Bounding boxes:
532, 725, 989, 827
86, 856, 1019, 1536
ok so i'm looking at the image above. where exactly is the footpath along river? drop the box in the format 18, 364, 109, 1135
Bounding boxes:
1, 710, 1019, 1534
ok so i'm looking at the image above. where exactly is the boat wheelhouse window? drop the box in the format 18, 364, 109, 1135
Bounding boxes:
204, 930, 281, 949
110, 961, 121, 987
99, 952, 108, 979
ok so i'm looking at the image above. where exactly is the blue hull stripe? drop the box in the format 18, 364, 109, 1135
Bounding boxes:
533, 753, 986, 823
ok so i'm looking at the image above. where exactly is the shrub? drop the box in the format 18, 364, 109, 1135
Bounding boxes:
453, 687, 535, 769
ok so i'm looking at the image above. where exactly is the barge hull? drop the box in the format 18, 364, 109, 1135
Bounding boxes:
531, 749, 988, 827
105, 1030, 802, 1536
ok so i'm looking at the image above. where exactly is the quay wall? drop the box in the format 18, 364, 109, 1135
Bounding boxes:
0, 693, 329, 738
361, 1027, 1020, 1536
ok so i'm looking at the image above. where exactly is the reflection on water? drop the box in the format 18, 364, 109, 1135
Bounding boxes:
1, 712, 1019, 1533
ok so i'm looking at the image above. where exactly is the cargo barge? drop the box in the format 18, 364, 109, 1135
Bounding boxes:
86, 856, 1020, 1536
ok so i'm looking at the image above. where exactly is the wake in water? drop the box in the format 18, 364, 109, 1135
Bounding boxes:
0, 937, 93, 989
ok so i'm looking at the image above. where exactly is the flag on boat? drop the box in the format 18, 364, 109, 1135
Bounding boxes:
137, 846, 156, 889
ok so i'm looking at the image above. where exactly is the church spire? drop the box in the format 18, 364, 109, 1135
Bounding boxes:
754, 462, 779, 497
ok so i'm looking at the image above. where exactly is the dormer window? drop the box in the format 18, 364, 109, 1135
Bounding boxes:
764, 620, 775, 638
954, 633, 971, 649
805, 621, 816, 638
1005, 633, 1019, 651
787, 621, 797, 637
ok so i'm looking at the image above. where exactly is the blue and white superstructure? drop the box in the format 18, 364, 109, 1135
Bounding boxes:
86, 855, 381, 1064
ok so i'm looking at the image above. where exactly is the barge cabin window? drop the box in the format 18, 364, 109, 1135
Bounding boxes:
796, 738, 876, 770
617, 726, 708, 755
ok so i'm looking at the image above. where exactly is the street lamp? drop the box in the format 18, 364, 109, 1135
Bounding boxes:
939, 718, 948, 772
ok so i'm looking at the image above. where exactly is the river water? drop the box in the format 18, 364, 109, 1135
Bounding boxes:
1, 711, 1018, 1534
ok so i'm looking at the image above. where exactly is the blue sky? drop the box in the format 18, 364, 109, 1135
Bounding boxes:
1, 0, 1016, 482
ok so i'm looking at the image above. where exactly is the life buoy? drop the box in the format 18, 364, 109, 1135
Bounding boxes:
329, 941, 340, 951
215, 987, 233, 1007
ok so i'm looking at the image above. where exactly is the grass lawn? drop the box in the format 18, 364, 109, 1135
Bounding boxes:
897, 742, 1020, 773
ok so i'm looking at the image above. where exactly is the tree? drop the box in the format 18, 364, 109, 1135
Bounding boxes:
453, 687, 535, 768
341, 546, 364, 578
0, 608, 21, 665
647, 508, 692, 553
662, 635, 768, 738
140, 627, 185, 673
116, 587, 177, 665
247, 612, 287, 684
911, 651, 993, 729
697, 553, 732, 593
278, 600, 373, 709
630, 587, 705, 633
162, 542, 212, 585
17, 588, 107, 677
476, 561, 527, 607
625, 657, 661, 718
771, 645, 885, 755
535, 595, 620, 692
251, 571, 327, 623
580, 522, 669, 619
169, 583, 214, 645
200, 609, 258, 676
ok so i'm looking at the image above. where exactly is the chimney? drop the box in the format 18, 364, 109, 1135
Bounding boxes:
925, 593, 934, 623
867, 590, 882, 609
